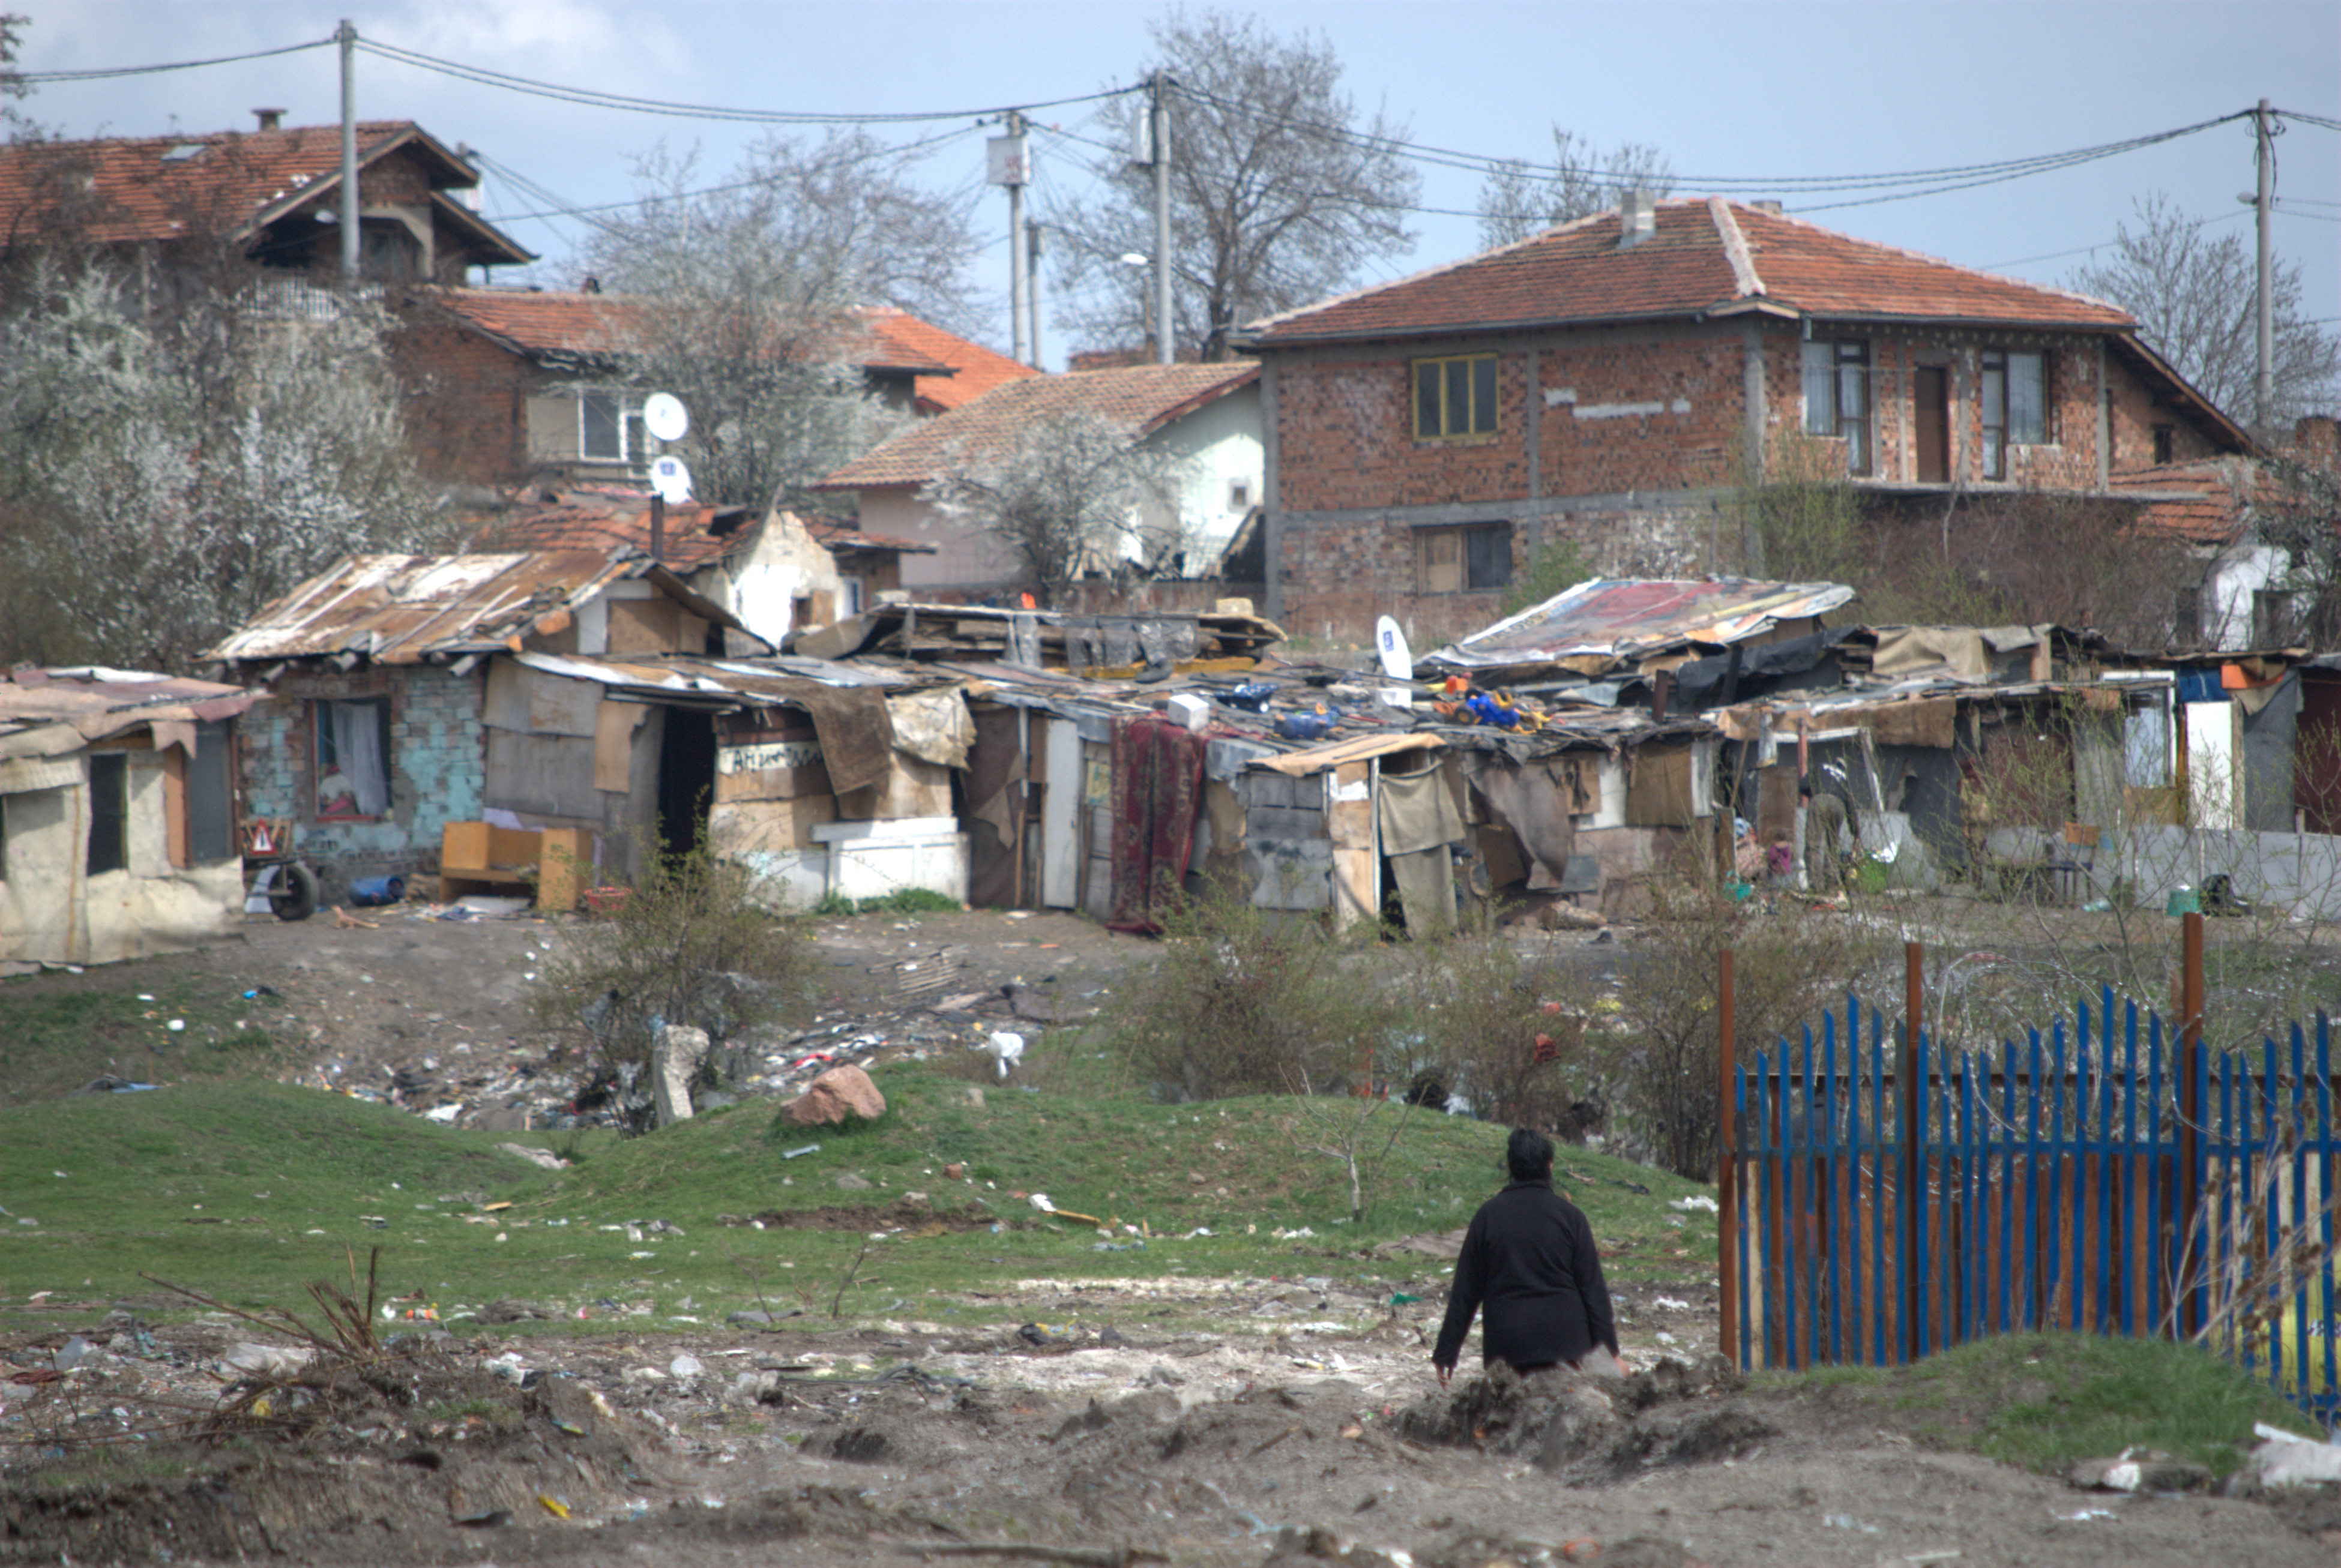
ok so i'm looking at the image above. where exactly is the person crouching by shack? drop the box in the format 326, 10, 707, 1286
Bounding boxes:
1432, 1126, 1625, 1387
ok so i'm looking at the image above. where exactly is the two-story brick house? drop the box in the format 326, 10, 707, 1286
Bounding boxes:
1235, 194, 2254, 646
0, 113, 532, 289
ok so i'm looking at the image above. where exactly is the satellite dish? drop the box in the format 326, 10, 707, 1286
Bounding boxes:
642, 392, 689, 442
1376, 615, 1414, 681
649, 455, 693, 504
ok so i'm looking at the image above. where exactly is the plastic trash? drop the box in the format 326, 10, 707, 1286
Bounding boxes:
2253, 1423, 2341, 1486
52, 1336, 93, 1372
1670, 1195, 1720, 1213
780, 1144, 821, 1159
668, 1353, 704, 1378
350, 875, 406, 907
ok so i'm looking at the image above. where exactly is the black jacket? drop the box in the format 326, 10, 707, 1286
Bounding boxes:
1432, 1177, 1617, 1371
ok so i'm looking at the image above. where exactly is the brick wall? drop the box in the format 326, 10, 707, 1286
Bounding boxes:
1266, 318, 2244, 647
235, 664, 486, 898
387, 307, 532, 488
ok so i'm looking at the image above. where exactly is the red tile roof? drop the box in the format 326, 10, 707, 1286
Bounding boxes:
1243, 197, 2133, 347
0, 120, 530, 263
465, 488, 756, 571
849, 305, 1039, 412
417, 286, 644, 358
2112, 455, 2309, 547
813, 362, 1259, 491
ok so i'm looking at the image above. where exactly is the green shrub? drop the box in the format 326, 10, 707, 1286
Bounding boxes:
1098, 881, 1384, 1101
534, 833, 818, 1128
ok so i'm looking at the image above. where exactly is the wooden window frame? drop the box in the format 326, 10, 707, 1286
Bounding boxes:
1800, 338, 1872, 476
1980, 347, 2049, 479
1411, 353, 1499, 441
313, 698, 393, 825
1415, 521, 1513, 595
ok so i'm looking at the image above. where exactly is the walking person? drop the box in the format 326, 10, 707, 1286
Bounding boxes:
1432, 1127, 1624, 1387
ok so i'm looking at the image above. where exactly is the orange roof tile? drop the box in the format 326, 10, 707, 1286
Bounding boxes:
0, 120, 530, 263
813, 362, 1258, 491
465, 489, 754, 571
1243, 197, 2133, 347
418, 286, 644, 359
849, 305, 1039, 412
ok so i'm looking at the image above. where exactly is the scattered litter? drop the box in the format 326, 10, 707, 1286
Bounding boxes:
1669, 1195, 1719, 1213
1654, 1296, 1690, 1311
2054, 1506, 2118, 1521
781, 1144, 821, 1160
1823, 1515, 1879, 1533
2252, 1423, 2341, 1486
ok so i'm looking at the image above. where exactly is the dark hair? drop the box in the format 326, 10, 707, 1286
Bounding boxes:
1506, 1126, 1555, 1183
1798, 778, 1815, 801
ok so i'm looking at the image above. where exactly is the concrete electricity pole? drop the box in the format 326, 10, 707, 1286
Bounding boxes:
2254, 98, 2275, 440
992, 114, 1031, 365
338, 19, 358, 281
1026, 220, 1046, 370
1150, 71, 1173, 366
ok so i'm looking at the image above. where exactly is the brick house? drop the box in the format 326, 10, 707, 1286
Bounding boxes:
389, 289, 1022, 493
812, 363, 1261, 598
0, 113, 532, 287
1235, 194, 2255, 647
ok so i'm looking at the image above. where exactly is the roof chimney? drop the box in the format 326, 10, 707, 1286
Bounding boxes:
1619, 190, 1656, 248
1752, 199, 1783, 214
253, 107, 286, 132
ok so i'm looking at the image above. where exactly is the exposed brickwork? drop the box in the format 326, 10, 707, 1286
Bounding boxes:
387, 311, 532, 488
235, 665, 486, 898
1269, 316, 2247, 644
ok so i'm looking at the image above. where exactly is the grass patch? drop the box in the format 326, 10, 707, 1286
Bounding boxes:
809, 888, 965, 917
1779, 1330, 2316, 1479
0, 1057, 1719, 1336
0, 972, 298, 1107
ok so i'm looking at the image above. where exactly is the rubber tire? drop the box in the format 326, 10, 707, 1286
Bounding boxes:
269, 862, 320, 923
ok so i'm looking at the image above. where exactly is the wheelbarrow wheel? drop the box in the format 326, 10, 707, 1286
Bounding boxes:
269, 862, 320, 922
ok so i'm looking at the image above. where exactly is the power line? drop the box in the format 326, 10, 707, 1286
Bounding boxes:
355, 36, 1131, 128
1982, 206, 2254, 271
13, 36, 331, 82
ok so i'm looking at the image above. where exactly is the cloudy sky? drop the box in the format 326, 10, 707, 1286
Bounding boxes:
16, 1, 2338, 372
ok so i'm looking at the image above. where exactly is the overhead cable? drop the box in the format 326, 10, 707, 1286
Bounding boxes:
11, 36, 332, 82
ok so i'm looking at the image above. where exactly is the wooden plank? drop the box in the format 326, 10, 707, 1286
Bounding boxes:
594, 700, 648, 793
1041, 716, 1081, 908
1254, 731, 1443, 776
1328, 760, 1377, 930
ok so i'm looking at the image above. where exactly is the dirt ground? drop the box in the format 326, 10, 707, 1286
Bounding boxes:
4, 905, 2337, 1566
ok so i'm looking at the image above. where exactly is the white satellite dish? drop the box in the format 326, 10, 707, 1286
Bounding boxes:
642, 392, 690, 442
1375, 615, 1414, 681
649, 455, 694, 504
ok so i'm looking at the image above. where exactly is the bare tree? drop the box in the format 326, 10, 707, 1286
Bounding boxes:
1043, 8, 1420, 361
2068, 193, 2341, 435
0, 260, 442, 673
918, 410, 1192, 604
1476, 128, 1677, 250
579, 131, 983, 508
0, 13, 30, 138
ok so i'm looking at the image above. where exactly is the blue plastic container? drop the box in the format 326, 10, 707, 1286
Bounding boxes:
351, 875, 406, 907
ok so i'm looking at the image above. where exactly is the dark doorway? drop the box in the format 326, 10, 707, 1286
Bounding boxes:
656, 709, 718, 861
1914, 367, 1949, 483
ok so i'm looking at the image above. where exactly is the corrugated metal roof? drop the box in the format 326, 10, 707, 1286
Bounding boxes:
205, 551, 747, 666
0, 667, 258, 761
1430, 577, 1858, 671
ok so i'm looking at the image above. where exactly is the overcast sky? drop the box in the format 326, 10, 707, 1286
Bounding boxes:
16, 1, 2339, 375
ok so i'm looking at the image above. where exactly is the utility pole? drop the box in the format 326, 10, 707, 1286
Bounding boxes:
1150, 71, 1173, 366
2254, 98, 2276, 441
338, 19, 358, 281
990, 115, 1031, 365
1025, 220, 1046, 370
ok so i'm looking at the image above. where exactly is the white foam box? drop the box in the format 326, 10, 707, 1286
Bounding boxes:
811, 816, 969, 903
1166, 693, 1211, 731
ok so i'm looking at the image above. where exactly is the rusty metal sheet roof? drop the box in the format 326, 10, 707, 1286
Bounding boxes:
206, 552, 748, 665
1429, 577, 1858, 673
0, 667, 258, 761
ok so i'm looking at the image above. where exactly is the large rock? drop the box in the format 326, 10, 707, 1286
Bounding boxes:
782, 1064, 886, 1127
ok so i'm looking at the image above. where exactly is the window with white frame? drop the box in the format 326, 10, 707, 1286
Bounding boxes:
1800, 338, 1871, 475
579, 391, 649, 470
1980, 349, 2047, 479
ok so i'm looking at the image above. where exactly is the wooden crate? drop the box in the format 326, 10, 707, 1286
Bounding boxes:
439, 822, 593, 911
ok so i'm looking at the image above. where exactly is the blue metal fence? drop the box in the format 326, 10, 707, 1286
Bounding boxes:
1725, 989, 2340, 1424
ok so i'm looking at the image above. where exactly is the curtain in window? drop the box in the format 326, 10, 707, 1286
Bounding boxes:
1801, 343, 1836, 434
330, 703, 390, 817
2008, 352, 2046, 445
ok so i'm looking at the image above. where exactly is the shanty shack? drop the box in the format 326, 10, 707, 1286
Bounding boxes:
0, 667, 259, 969
206, 551, 764, 903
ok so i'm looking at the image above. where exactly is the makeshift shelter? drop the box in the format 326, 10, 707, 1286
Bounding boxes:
0, 668, 259, 969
